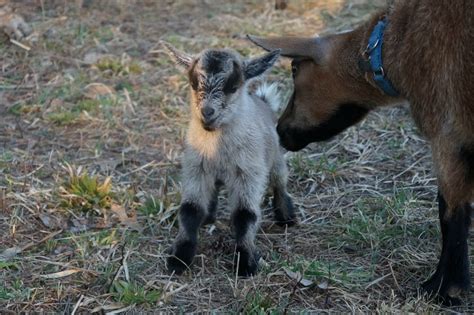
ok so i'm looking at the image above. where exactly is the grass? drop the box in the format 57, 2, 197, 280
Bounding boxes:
111, 280, 162, 306
59, 165, 113, 215
288, 257, 375, 289
0, 0, 473, 313
242, 291, 282, 314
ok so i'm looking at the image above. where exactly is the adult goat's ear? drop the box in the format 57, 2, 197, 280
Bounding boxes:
243, 49, 280, 80
247, 34, 327, 63
160, 40, 193, 69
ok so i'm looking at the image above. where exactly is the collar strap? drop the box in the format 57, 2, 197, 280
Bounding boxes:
360, 17, 400, 97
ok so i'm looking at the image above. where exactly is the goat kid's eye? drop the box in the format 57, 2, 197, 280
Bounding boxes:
226, 87, 237, 94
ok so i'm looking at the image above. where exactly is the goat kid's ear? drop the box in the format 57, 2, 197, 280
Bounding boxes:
160, 40, 193, 69
244, 49, 281, 80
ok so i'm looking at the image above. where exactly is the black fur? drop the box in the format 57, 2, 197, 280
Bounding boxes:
231, 207, 259, 276
422, 193, 471, 306
460, 145, 474, 182
244, 49, 280, 80
272, 189, 297, 226
232, 207, 257, 241
277, 103, 369, 151
167, 202, 206, 274
223, 62, 242, 95
179, 201, 205, 239
188, 60, 199, 91
234, 245, 259, 277
203, 51, 232, 75
167, 240, 196, 274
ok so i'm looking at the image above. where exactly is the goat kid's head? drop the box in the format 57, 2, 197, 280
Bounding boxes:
161, 41, 280, 131
248, 33, 394, 151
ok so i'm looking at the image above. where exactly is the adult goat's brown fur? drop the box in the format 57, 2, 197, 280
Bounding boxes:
248, 0, 473, 305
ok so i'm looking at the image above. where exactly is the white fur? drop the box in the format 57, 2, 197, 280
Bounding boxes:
255, 82, 281, 112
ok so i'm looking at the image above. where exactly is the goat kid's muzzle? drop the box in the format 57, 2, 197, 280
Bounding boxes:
199, 106, 219, 131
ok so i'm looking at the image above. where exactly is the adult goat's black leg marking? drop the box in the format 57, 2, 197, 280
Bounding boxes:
272, 187, 297, 226
167, 202, 205, 274
460, 145, 474, 183
232, 207, 259, 277
422, 193, 471, 305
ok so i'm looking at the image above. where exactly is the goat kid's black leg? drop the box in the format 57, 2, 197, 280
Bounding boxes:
272, 187, 297, 226
167, 202, 205, 274
421, 193, 471, 305
232, 207, 260, 277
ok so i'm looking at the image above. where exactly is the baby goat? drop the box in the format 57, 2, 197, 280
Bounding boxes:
161, 41, 297, 276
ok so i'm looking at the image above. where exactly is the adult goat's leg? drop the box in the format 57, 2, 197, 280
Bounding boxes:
422, 141, 473, 305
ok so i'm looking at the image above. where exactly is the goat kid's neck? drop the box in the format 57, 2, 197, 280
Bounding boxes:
187, 118, 222, 159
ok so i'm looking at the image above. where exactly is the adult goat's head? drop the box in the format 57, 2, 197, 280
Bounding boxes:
247, 32, 395, 151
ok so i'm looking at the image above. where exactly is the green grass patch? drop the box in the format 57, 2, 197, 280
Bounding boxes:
111, 280, 162, 306
0, 261, 19, 270
331, 189, 438, 254
241, 291, 281, 315
97, 57, 142, 76
60, 167, 113, 215
286, 257, 374, 290
138, 196, 162, 217
8, 103, 41, 116
95, 229, 119, 246
289, 153, 341, 177
47, 111, 78, 125
46, 95, 117, 125
0, 280, 32, 303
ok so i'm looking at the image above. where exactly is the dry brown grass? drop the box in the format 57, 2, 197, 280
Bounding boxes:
0, 0, 472, 313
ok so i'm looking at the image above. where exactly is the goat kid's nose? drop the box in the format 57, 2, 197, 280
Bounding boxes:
201, 107, 215, 120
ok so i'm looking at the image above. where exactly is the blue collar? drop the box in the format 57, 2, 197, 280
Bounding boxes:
360, 17, 400, 97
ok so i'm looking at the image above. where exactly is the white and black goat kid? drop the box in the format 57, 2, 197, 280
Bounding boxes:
161, 41, 297, 276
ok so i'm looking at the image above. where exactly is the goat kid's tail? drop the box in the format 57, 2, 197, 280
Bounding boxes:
254, 82, 281, 112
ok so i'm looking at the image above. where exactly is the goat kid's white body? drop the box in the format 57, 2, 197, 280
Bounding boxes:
182, 85, 285, 222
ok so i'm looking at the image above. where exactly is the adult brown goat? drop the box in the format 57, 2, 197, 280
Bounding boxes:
248, 0, 473, 306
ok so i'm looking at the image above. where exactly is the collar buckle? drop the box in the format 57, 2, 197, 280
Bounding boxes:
365, 38, 380, 55
359, 18, 400, 97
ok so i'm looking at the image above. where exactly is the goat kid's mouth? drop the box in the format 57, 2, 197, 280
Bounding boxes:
201, 116, 219, 131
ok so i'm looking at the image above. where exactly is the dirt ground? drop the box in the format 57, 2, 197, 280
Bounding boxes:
0, 0, 472, 313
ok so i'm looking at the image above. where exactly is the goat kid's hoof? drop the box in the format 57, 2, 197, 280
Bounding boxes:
167, 240, 197, 275
202, 213, 216, 225
234, 248, 260, 277
421, 272, 469, 306
167, 256, 189, 275
273, 193, 297, 227
274, 212, 298, 227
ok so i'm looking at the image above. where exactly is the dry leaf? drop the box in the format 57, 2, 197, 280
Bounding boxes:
41, 269, 81, 279
318, 280, 329, 290
83, 52, 107, 65
0, 247, 22, 261
83, 83, 115, 100
39, 213, 53, 227
283, 267, 313, 287
39, 213, 65, 229
91, 303, 125, 313
110, 203, 141, 231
